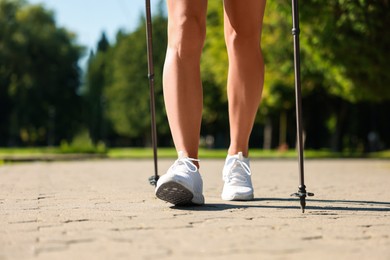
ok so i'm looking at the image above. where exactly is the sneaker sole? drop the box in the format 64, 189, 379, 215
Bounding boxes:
156, 181, 195, 206
221, 193, 254, 201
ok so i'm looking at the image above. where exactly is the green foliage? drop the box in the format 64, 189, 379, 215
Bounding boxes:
84, 33, 110, 145
105, 28, 151, 137
201, 1, 229, 137
85, 7, 169, 145
300, 0, 390, 102
60, 129, 106, 154
202, 1, 228, 99
1, 0, 388, 152
0, 0, 84, 146
261, 1, 296, 117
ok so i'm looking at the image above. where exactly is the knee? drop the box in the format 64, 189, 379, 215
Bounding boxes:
168, 15, 206, 59
224, 26, 261, 52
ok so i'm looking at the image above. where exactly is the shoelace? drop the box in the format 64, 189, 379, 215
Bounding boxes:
171, 156, 200, 173
225, 159, 251, 183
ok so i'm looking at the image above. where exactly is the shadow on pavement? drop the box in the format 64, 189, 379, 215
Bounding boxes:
171, 198, 390, 212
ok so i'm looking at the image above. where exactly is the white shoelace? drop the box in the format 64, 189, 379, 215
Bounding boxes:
225, 159, 251, 183
171, 156, 199, 173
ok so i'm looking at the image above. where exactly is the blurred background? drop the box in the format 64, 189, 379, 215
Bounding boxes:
1, 0, 389, 157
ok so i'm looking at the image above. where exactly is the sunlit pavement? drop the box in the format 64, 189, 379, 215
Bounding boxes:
1, 159, 389, 259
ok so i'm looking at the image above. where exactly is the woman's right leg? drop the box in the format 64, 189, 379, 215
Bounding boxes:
163, 0, 208, 163
157, 1, 207, 205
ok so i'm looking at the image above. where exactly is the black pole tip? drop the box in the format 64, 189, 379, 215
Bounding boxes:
291, 190, 314, 213
149, 175, 159, 186
300, 196, 306, 213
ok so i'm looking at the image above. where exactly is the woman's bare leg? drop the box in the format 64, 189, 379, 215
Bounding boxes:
223, 0, 266, 157
163, 0, 208, 164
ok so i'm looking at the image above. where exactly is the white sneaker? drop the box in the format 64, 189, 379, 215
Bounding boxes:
221, 152, 254, 201
155, 151, 204, 206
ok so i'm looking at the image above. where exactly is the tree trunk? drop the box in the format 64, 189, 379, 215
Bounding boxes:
263, 118, 272, 150
279, 110, 287, 148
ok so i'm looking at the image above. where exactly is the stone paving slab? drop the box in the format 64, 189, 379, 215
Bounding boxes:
0, 159, 389, 260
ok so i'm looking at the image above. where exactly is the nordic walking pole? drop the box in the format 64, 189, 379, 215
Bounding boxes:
145, 0, 159, 186
290, 0, 313, 212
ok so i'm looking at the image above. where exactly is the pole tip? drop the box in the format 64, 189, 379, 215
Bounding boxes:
148, 175, 159, 186
300, 197, 306, 213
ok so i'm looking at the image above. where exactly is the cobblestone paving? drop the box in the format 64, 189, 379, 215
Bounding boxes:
1, 159, 389, 259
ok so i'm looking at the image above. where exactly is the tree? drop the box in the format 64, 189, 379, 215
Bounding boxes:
298, 0, 390, 150
84, 32, 110, 145
0, 0, 84, 146
201, 1, 230, 147
101, 5, 169, 145
300, 0, 390, 102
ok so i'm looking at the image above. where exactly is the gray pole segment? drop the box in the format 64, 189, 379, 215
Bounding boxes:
291, 0, 314, 212
145, 0, 159, 186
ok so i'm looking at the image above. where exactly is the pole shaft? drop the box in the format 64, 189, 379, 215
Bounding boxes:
292, 0, 305, 189
145, 0, 158, 183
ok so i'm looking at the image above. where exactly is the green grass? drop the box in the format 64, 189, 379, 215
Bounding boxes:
369, 150, 390, 159
0, 146, 105, 156
0, 147, 389, 160
108, 148, 247, 159
0, 147, 62, 156
107, 148, 360, 159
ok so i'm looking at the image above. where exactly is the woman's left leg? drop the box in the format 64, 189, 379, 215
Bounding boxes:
221, 0, 266, 201
223, 0, 266, 157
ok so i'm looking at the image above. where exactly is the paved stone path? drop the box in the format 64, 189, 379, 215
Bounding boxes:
1, 159, 389, 259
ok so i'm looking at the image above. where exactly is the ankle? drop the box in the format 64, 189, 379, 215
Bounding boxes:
177, 150, 200, 169
228, 148, 248, 157
193, 161, 200, 169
